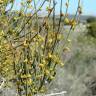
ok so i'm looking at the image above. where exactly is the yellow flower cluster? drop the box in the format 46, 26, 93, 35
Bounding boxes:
64, 18, 77, 27
21, 74, 31, 79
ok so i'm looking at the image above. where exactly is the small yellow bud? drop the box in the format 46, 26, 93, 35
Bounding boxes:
48, 52, 52, 58
0, 30, 4, 36
70, 19, 77, 26
50, 68, 53, 71
67, 39, 71, 43
45, 70, 50, 75
60, 62, 65, 67
63, 47, 71, 52
48, 38, 53, 44
27, 74, 31, 78
39, 63, 44, 68
41, 45, 44, 49
24, 59, 28, 63
0, 45, 2, 49
42, 59, 46, 64
50, 75, 55, 80
32, 89, 36, 93
28, 78, 32, 85
35, 42, 39, 46
64, 18, 69, 24
40, 89, 45, 93
33, 38, 36, 42
57, 34, 62, 40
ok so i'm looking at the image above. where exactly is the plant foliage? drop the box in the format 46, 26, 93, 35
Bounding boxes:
0, 0, 82, 95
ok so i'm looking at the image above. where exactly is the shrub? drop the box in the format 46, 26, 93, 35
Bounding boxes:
87, 22, 96, 38
0, 0, 82, 96
86, 17, 96, 23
